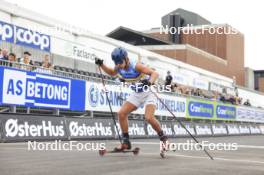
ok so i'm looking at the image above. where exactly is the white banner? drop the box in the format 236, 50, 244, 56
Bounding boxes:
249, 125, 261, 134
227, 124, 240, 135
236, 106, 264, 123
259, 125, 264, 134
195, 125, 212, 135
171, 72, 190, 86
192, 78, 209, 90
239, 125, 250, 134
51, 37, 97, 63
212, 124, 228, 135
85, 82, 187, 117
172, 123, 195, 136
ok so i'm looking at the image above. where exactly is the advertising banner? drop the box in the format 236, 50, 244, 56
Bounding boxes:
211, 124, 228, 135
85, 82, 186, 117
0, 20, 50, 51
195, 124, 212, 135
65, 118, 114, 139
0, 114, 67, 142
187, 98, 214, 119
236, 106, 264, 123
0, 67, 85, 111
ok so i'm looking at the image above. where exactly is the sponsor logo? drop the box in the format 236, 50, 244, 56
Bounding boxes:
161, 124, 173, 136
69, 121, 112, 137
216, 105, 236, 119
196, 125, 212, 135
156, 98, 185, 113
15, 26, 50, 51
5, 119, 65, 137
188, 101, 214, 118
2, 69, 71, 108
0, 20, 50, 51
114, 123, 145, 136
0, 21, 14, 42
88, 84, 99, 107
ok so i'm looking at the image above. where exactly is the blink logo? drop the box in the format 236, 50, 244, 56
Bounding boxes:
88, 84, 99, 107
5, 119, 65, 137
0, 20, 50, 51
2, 69, 71, 109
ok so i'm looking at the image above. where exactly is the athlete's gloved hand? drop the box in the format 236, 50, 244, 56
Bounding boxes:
119, 78, 126, 83
95, 57, 104, 66
140, 79, 152, 86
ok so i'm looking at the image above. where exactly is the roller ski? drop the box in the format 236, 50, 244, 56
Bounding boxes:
99, 139, 140, 156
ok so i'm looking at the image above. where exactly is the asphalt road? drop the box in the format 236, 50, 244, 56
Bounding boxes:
1, 135, 264, 175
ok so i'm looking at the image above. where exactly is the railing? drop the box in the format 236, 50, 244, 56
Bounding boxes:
0, 59, 116, 84
0, 59, 263, 112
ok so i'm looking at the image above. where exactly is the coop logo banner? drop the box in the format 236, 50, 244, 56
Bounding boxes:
15, 26, 50, 51
216, 105, 236, 120
188, 100, 214, 118
0, 21, 14, 43
0, 20, 50, 51
1, 67, 70, 109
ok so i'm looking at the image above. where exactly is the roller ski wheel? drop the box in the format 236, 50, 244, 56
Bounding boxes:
99, 147, 140, 156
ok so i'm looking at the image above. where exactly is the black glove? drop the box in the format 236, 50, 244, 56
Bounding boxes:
140, 79, 152, 86
95, 57, 104, 66
119, 78, 126, 83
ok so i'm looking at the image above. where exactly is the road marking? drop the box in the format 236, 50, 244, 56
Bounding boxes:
129, 141, 264, 149
141, 152, 264, 165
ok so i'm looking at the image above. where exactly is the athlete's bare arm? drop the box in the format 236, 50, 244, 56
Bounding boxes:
135, 63, 159, 84
100, 64, 118, 76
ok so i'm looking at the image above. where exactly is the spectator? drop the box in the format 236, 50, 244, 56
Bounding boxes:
0, 48, 8, 60
193, 88, 203, 97
41, 54, 52, 69
165, 71, 173, 86
219, 93, 226, 103
8, 53, 16, 62
172, 84, 183, 94
243, 99, 251, 106
229, 95, 236, 105
19, 51, 34, 71
7, 53, 18, 68
0, 48, 9, 66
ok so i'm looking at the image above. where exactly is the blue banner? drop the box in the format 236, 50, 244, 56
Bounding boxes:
188, 101, 214, 118
15, 26, 50, 52
216, 105, 236, 119
0, 20, 50, 52
0, 66, 85, 111
0, 20, 14, 43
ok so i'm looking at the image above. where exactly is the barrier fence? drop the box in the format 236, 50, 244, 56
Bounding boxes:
1, 65, 264, 123
0, 113, 263, 142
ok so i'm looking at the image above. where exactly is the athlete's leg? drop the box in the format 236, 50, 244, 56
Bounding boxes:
144, 92, 169, 152
115, 101, 137, 150
117, 101, 137, 133
145, 104, 162, 133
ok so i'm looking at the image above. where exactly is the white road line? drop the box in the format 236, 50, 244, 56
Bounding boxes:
124, 141, 264, 149
141, 152, 264, 165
